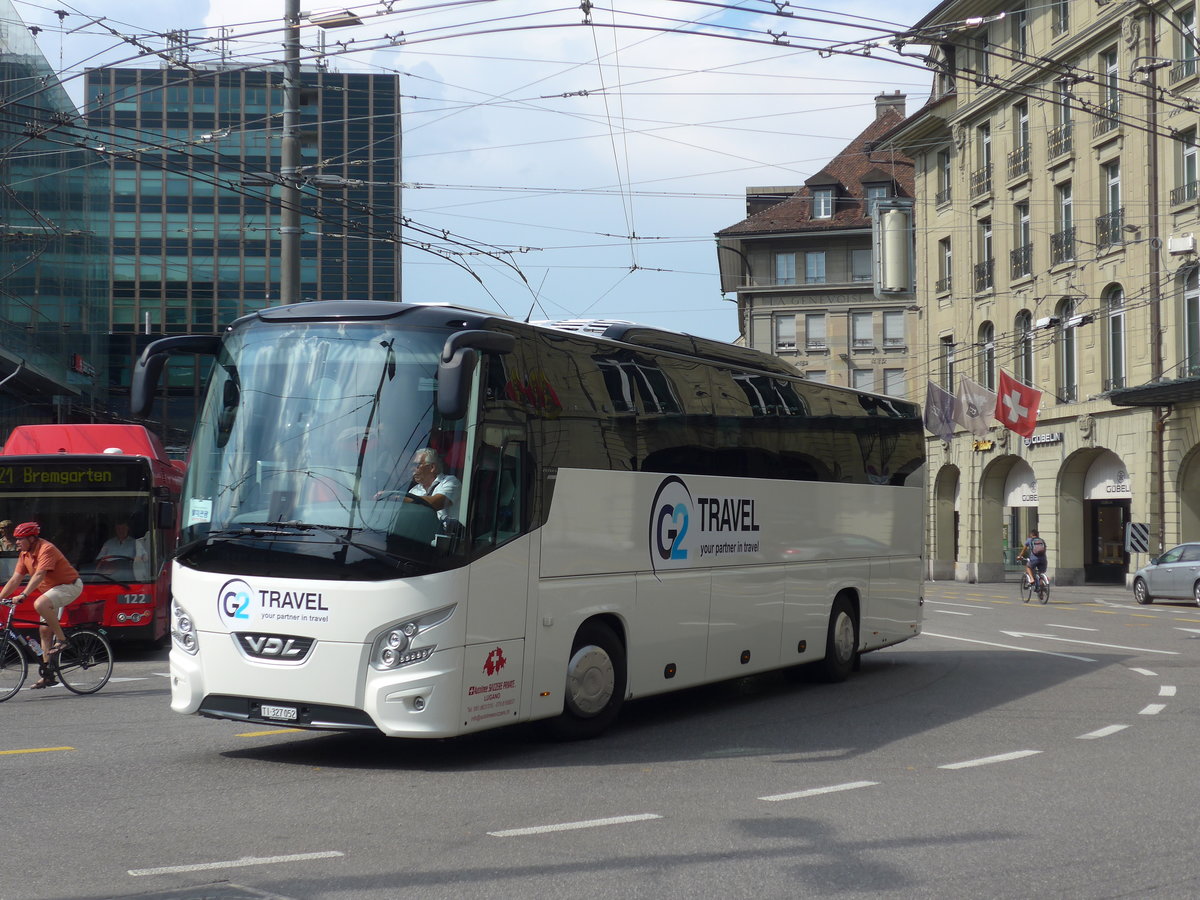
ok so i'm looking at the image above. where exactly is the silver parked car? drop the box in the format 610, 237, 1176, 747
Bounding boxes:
1132, 543, 1200, 605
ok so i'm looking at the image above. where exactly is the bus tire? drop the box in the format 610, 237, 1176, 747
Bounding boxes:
813, 595, 858, 683
545, 621, 626, 741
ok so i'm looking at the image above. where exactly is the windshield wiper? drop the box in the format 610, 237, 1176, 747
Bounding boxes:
177, 522, 421, 574
82, 572, 132, 588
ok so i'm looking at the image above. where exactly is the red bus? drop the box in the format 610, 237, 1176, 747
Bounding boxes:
0, 424, 183, 645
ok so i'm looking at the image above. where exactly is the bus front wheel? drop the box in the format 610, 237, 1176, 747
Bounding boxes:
813, 595, 858, 683
545, 621, 626, 741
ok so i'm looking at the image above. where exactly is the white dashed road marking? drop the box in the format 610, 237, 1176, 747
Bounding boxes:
759, 781, 879, 802
939, 750, 1042, 770
129, 850, 344, 876
1139, 704, 1166, 715
488, 813, 662, 837
1078, 725, 1130, 740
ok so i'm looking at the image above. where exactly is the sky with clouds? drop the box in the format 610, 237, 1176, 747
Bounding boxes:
13, 0, 934, 341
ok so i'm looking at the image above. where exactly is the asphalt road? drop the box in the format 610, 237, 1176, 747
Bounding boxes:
3, 580, 1200, 900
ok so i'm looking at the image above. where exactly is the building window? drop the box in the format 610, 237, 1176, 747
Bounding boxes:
865, 184, 889, 217
1008, 102, 1030, 179
971, 122, 992, 197
936, 148, 952, 205
805, 250, 826, 284
1097, 161, 1123, 249
1052, 180, 1074, 264
851, 248, 872, 282
1105, 284, 1125, 390
974, 26, 990, 79
979, 321, 996, 390
811, 188, 833, 219
883, 310, 905, 348
775, 314, 797, 352
1174, 128, 1199, 205
852, 369, 876, 392
1011, 202, 1032, 279
975, 217, 994, 292
1056, 298, 1077, 402
1052, 0, 1069, 36
852, 311, 874, 349
1015, 311, 1034, 384
1172, 5, 1198, 83
805, 313, 827, 351
1012, 5, 1028, 57
1049, 79, 1074, 158
1095, 47, 1120, 135
1184, 268, 1200, 376
883, 368, 906, 397
940, 336, 956, 390
937, 237, 952, 293
774, 252, 797, 285
806, 369, 827, 384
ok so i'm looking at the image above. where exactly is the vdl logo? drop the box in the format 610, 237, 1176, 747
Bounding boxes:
648, 475, 693, 574
218, 578, 255, 628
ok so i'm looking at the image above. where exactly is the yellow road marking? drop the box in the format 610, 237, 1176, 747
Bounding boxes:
0, 746, 74, 755
237, 728, 304, 737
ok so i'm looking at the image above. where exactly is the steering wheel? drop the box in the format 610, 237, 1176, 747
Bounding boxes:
96, 555, 134, 575
406, 494, 436, 510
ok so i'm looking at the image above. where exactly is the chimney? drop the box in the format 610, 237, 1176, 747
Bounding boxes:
875, 90, 906, 121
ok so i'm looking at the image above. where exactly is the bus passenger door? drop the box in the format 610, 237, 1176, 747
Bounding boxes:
465, 440, 531, 645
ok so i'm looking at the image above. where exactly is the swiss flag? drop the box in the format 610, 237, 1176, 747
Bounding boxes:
994, 369, 1041, 438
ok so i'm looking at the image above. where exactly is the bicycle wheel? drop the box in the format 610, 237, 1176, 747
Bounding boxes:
0, 637, 28, 701
1039, 578, 1050, 604
1020, 577, 1033, 603
55, 629, 113, 694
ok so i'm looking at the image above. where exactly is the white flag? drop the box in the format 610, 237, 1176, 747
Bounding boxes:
954, 376, 997, 438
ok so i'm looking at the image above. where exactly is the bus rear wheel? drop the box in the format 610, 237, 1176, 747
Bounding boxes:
813, 595, 858, 683
545, 621, 626, 741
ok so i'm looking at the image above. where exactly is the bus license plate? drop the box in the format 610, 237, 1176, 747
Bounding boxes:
261, 704, 297, 722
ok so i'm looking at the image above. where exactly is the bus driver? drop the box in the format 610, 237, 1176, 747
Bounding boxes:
402, 448, 460, 524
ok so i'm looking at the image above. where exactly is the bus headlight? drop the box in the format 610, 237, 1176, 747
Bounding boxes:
370, 605, 455, 671
172, 601, 199, 655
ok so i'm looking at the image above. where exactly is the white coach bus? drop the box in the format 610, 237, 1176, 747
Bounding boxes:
132, 301, 925, 739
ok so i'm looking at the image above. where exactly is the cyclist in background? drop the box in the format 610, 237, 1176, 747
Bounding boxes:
1017, 528, 1048, 590
0, 522, 82, 688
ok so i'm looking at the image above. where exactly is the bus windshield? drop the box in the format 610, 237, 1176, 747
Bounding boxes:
180, 319, 469, 578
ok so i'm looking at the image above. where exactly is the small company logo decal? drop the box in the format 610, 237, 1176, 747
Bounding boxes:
218, 578, 255, 627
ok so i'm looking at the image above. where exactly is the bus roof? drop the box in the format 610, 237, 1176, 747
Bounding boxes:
1, 424, 172, 462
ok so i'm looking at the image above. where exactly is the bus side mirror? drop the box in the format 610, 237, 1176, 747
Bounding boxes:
437, 330, 515, 419
131, 335, 222, 417
155, 500, 175, 529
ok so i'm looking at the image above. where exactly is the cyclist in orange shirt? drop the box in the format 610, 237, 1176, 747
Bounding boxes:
0, 522, 83, 688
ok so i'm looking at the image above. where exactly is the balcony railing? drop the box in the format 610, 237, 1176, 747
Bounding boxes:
852, 338, 875, 349
1007, 144, 1030, 180
1057, 384, 1077, 403
973, 258, 995, 292
1093, 100, 1120, 137
883, 336, 906, 348
1010, 243, 1033, 279
1172, 180, 1200, 205
1050, 226, 1075, 265
935, 274, 952, 294
1048, 122, 1072, 158
1096, 208, 1125, 249
1171, 57, 1198, 84
936, 186, 952, 206
1103, 375, 1126, 391
805, 339, 827, 351
970, 165, 992, 198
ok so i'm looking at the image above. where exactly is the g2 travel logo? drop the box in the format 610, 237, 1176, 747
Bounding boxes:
218, 578, 256, 628
648, 476, 693, 574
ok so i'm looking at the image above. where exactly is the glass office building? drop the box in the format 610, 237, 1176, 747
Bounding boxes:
84, 65, 401, 445
0, 0, 106, 433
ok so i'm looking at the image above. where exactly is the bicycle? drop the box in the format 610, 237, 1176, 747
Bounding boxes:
0, 599, 114, 701
1020, 570, 1050, 604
